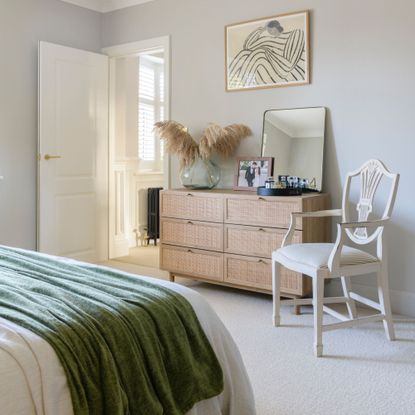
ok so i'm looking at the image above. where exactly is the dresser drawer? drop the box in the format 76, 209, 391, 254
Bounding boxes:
224, 254, 305, 294
160, 245, 224, 282
161, 191, 223, 222
161, 218, 223, 252
224, 225, 301, 258
225, 254, 273, 290
225, 196, 302, 229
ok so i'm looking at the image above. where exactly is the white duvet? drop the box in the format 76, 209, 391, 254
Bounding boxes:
0, 269, 255, 415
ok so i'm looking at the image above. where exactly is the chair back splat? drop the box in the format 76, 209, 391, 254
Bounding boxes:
342, 159, 399, 245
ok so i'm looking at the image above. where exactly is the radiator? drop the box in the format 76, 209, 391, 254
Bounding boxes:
147, 187, 163, 246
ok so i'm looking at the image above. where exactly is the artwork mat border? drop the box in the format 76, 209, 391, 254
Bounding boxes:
225, 10, 310, 92
233, 156, 274, 191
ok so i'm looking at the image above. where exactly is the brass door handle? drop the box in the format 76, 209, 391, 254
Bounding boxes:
44, 154, 62, 161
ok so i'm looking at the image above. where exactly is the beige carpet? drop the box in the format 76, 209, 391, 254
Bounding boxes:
104, 261, 415, 415
114, 246, 160, 268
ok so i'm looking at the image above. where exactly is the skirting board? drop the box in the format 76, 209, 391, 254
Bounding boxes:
326, 280, 415, 318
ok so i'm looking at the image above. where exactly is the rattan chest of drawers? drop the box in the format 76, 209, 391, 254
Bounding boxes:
160, 189, 330, 299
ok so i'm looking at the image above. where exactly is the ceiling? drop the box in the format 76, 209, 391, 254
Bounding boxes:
60, 0, 154, 13
266, 108, 326, 138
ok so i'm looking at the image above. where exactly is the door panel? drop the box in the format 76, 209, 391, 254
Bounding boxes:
55, 193, 96, 256
38, 42, 108, 262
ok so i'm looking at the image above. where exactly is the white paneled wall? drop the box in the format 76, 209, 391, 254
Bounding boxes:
111, 163, 129, 258
110, 159, 163, 258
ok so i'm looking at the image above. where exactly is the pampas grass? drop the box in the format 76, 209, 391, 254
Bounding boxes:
154, 121, 199, 168
154, 120, 251, 167
199, 123, 252, 160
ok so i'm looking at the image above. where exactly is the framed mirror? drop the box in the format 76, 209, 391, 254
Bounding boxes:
261, 107, 326, 191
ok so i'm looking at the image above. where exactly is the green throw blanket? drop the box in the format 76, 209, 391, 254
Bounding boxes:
0, 246, 223, 415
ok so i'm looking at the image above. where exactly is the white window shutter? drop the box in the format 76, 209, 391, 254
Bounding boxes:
138, 103, 155, 161
138, 59, 165, 166
138, 64, 155, 161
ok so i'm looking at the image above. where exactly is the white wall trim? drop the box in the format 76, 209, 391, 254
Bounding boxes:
102, 37, 169, 59
60, 0, 154, 13
103, 35, 171, 191
103, 0, 154, 12
60, 0, 101, 11
105, 36, 171, 260
327, 280, 415, 318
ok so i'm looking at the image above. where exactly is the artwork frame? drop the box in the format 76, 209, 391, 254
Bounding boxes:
233, 156, 274, 191
225, 10, 310, 92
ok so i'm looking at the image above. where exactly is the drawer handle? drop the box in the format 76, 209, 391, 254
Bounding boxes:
258, 197, 266, 201
258, 228, 265, 232
257, 259, 266, 264
186, 193, 194, 197
187, 221, 194, 225
187, 249, 194, 253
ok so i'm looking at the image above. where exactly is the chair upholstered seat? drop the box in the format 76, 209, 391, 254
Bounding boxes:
275, 243, 379, 269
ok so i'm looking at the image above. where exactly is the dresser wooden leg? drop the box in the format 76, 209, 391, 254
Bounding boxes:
169, 273, 175, 282
294, 304, 301, 315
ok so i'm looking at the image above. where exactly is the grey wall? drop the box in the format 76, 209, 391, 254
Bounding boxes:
0, 0, 101, 248
102, 0, 415, 315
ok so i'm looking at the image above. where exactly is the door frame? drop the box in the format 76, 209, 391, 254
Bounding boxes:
103, 36, 171, 259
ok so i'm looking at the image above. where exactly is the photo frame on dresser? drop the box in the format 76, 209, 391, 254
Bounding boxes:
234, 156, 274, 191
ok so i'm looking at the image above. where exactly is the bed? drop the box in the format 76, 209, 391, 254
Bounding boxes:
0, 246, 255, 415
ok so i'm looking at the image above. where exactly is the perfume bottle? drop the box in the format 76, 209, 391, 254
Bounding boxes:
265, 177, 275, 189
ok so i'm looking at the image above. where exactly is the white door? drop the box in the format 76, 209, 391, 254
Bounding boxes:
38, 42, 108, 262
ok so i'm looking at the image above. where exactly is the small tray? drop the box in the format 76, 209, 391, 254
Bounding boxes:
256, 186, 302, 196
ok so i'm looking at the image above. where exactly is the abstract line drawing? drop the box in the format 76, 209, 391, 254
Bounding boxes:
226, 11, 309, 91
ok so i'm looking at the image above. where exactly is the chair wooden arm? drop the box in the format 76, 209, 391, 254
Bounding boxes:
291, 209, 343, 218
282, 209, 343, 247
327, 217, 391, 272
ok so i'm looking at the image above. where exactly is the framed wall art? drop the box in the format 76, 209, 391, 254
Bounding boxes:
225, 10, 310, 92
234, 156, 274, 191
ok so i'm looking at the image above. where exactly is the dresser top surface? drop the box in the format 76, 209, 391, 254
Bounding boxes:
165, 188, 328, 200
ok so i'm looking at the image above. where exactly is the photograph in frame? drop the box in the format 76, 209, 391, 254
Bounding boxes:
234, 157, 274, 191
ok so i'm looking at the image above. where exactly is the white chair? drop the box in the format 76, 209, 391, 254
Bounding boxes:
272, 159, 399, 357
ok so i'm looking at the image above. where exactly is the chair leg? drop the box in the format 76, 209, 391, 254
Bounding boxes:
341, 276, 358, 319
313, 276, 324, 357
377, 267, 395, 341
272, 260, 281, 327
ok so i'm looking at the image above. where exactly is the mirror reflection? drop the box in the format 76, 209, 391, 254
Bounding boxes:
261, 107, 326, 191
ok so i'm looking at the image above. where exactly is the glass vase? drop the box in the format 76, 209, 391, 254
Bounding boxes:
180, 157, 221, 190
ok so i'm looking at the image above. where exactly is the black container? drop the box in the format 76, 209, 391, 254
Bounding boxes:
256, 186, 302, 196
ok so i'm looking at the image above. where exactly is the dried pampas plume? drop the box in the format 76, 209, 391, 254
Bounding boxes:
154, 120, 252, 167
199, 124, 252, 160
154, 121, 199, 168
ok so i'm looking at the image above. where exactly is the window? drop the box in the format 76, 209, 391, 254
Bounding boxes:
138, 56, 164, 170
